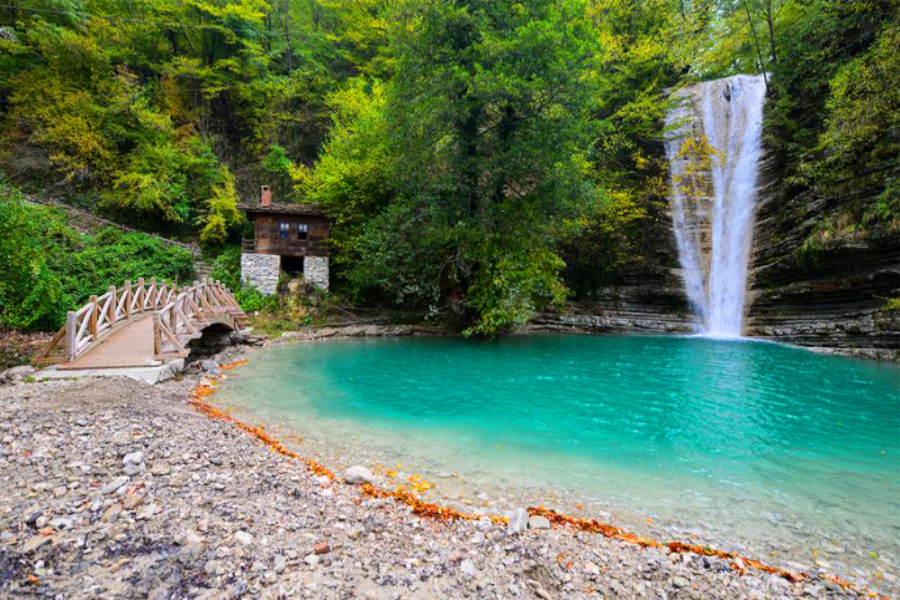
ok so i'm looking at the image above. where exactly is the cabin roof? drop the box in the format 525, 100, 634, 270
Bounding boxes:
238, 202, 327, 217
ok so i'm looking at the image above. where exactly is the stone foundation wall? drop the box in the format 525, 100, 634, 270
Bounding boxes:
304, 256, 329, 290
241, 253, 280, 296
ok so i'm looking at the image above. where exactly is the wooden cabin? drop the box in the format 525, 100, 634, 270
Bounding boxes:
239, 186, 330, 294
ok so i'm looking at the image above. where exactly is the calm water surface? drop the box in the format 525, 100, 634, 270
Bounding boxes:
216, 334, 900, 578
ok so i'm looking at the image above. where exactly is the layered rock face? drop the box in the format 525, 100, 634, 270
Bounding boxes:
745, 165, 900, 360
533, 211, 695, 335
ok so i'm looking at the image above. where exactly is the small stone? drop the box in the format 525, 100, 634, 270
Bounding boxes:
23, 505, 42, 525
200, 360, 219, 372
23, 536, 52, 554
343, 466, 375, 485
123, 490, 146, 510
304, 554, 320, 567
204, 560, 223, 576
528, 515, 551, 530
507, 508, 528, 534
672, 576, 690, 589
209, 456, 224, 466
584, 561, 600, 576
180, 541, 206, 560
101, 503, 123, 524
822, 580, 843, 593
150, 463, 172, 476
123, 451, 144, 466
314, 541, 330, 555
175, 530, 203, 546
50, 517, 73, 530
274, 555, 286, 574
136, 503, 158, 520
802, 584, 824, 597
101, 477, 129, 495
460, 559, 475, 578
235, 531, 254, 546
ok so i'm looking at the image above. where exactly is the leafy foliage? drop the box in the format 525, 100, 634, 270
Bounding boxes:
0, 181, 195, 331
1, 0, 895, 334
307, 0, 603, 333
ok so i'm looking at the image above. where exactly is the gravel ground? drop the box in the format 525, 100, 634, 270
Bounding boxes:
0, 353, 882, 599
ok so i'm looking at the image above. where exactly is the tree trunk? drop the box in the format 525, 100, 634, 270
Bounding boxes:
742, 0, 769, 92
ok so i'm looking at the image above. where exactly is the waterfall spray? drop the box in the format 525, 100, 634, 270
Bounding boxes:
666, 74, 767, 336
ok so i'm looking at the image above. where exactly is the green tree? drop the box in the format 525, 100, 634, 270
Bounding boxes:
343, 0, 601, 334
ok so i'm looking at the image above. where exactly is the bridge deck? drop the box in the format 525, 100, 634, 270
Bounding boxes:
67, 313, 157, 369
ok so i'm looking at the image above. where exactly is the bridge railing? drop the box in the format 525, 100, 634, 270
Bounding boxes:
153, 281, 243, 358
36, 278, 241, 364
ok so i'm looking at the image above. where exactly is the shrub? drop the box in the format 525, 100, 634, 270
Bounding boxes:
0, 181, 197, 331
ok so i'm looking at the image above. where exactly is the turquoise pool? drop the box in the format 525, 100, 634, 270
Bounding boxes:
216, 334, 900, 579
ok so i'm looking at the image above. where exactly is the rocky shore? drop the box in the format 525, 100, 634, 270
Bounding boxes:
0, 354, 886, 599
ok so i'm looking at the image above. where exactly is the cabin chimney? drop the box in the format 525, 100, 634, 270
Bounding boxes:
261, 185, 272, 207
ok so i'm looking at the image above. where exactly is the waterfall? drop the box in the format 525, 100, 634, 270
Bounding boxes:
666, 74, 767, 336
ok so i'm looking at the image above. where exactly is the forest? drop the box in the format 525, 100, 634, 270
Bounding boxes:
0, 0, 897, 336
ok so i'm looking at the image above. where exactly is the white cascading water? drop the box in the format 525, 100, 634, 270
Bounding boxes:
666, 74, 767, 336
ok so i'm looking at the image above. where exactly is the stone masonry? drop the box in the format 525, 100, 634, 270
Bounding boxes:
241, 253, 280, 296
303, 256, 329, 291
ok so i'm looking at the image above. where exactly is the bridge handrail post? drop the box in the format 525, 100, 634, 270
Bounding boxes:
65, 311, 77, 362
124, 281, 132, 319
152, 313, 161, 356
136, 278, 145, 313
149, 277, 157, 309
169, 302, 178, 335
107, 286, 117, 328
89, 295, 99, 341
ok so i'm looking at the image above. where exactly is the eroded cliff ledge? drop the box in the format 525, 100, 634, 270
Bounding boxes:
745, 162, 900, 360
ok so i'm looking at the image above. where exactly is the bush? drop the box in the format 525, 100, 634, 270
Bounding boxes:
209, 246, 243, 292
0, 182, 197, 331
0, 186, 76, 330
234, 288, 279, 314
65, 228, 196, 304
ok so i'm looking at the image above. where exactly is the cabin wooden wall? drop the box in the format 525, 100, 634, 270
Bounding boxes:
253, 215, 330, 257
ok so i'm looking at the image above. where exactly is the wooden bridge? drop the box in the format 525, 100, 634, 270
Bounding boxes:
37, 278, 245, 369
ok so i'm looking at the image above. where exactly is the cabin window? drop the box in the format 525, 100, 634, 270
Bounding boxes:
297, 223, 308, 240
279, 222, 290, 239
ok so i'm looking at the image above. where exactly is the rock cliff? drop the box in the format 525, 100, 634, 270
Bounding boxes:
745, 162, 900, 360
534, 207, 695, 335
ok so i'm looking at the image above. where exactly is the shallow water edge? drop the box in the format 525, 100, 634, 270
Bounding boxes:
214, 332, 900, 592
